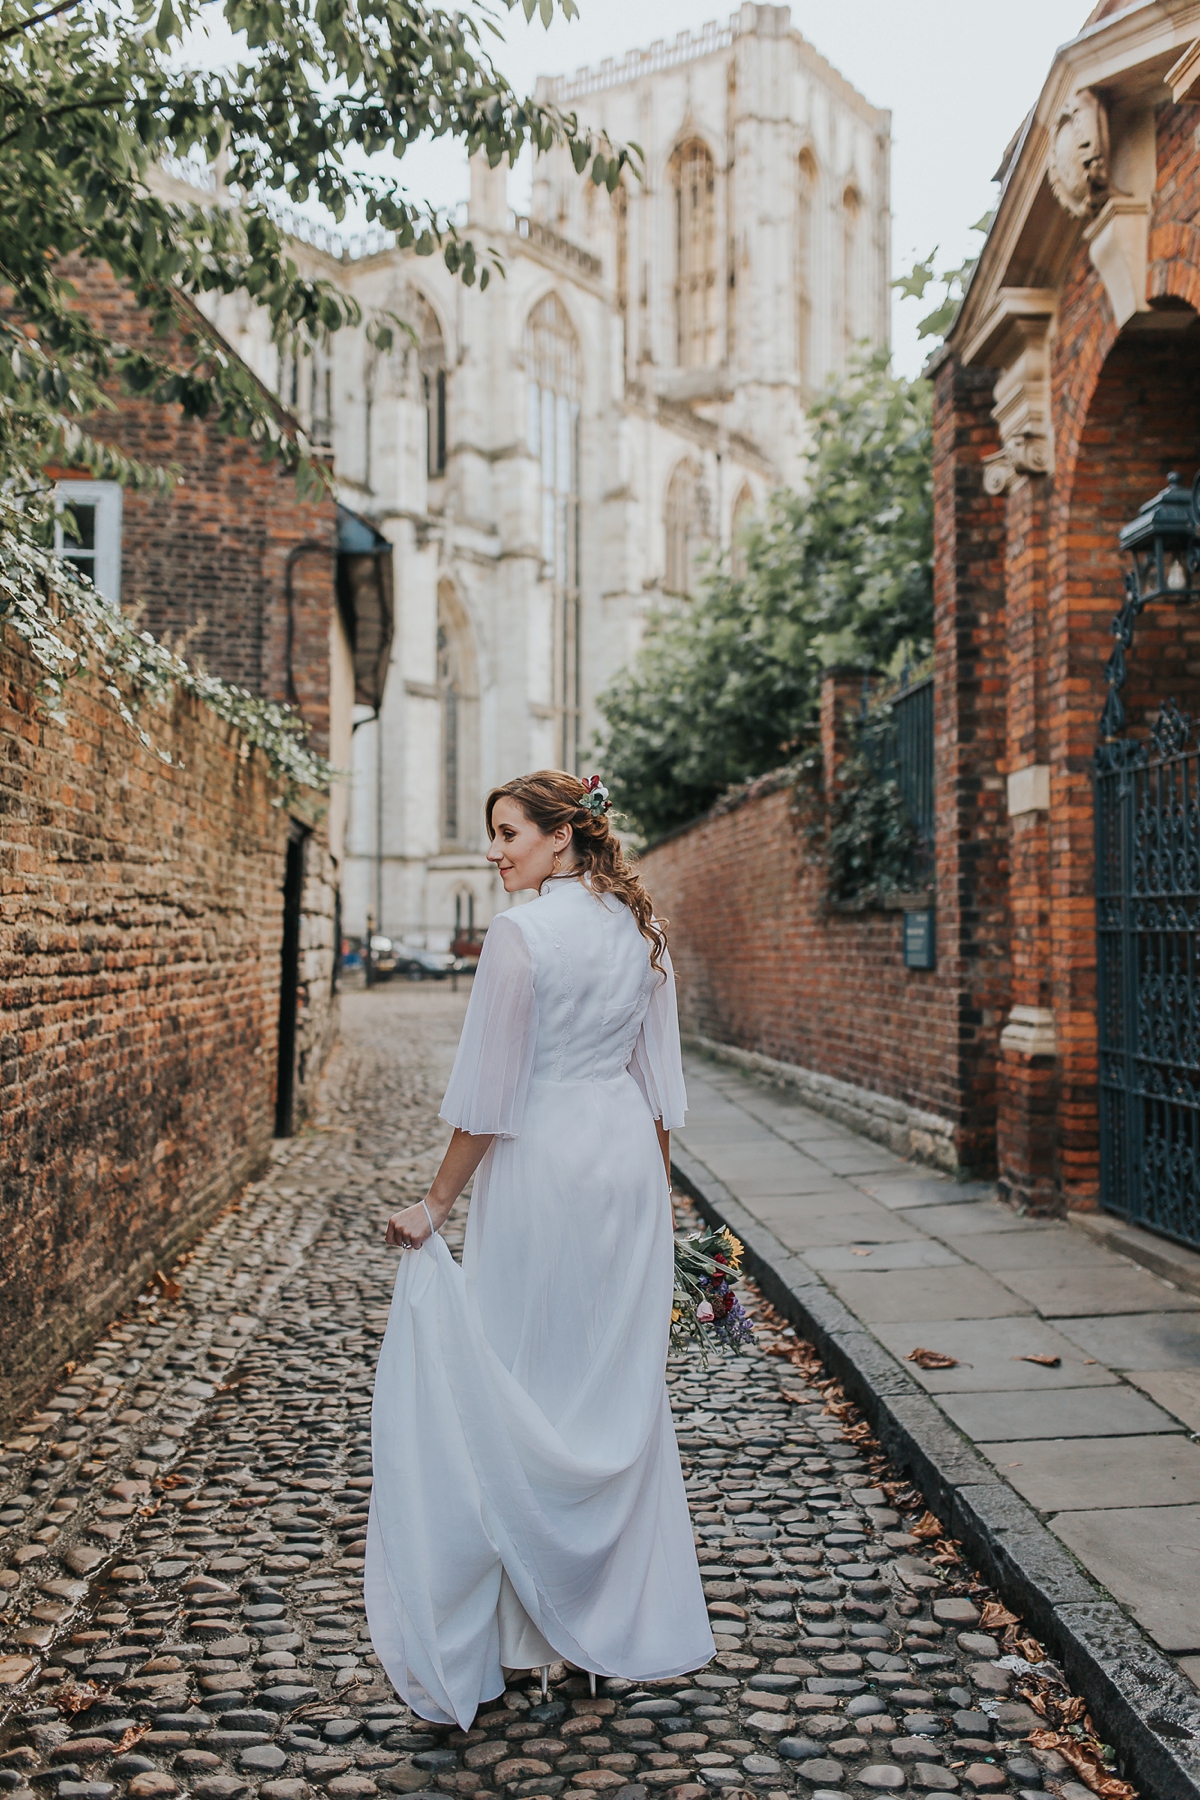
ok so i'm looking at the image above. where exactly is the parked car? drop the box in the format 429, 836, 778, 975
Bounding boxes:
366, 938, 460, 981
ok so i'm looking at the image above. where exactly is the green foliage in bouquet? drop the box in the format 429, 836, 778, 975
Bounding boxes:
672, 1225, 754, 1362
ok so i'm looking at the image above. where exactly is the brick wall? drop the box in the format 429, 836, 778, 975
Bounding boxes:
0, 632, 319, 1427
63, 267, 340, 756
0, 269, 345, 1430
639, 771, 969, 1168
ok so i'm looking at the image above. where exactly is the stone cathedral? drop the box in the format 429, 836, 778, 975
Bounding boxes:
203, 3, 890, 948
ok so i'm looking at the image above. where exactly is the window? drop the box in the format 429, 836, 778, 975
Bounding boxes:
664, 459, 712, 598
671, 139, 718, 368
438, 622, 459, 843
613, 178, 628, 318
525, 293, 581, 771
410, 290, 447, 478
277, 337, 334, 447
842, 184, 862, 355
798, 150, 817, 387
54, 480, 122, 603
437, 580, 479, 848
730, 483, 756, 583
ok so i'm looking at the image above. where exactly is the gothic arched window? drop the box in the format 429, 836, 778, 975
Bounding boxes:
437, 581, 479, 848
664, 459, 712, 598
410, 289, 447, 477
277, 335, 333, 448
671, 139, 718, 369
842, 184, 862, 354
798, 149, 818, 386
730, 483, 756, 583
525, 293, 582, 771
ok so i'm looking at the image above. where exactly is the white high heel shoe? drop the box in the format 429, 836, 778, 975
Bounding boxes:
588, 1672, 597, 1698
540, 1665, 550, 1703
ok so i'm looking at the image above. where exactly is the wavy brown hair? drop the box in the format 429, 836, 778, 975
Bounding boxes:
486, 769, 668, 974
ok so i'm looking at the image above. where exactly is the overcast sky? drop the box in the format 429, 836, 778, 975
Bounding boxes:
393, 0, 1090, 378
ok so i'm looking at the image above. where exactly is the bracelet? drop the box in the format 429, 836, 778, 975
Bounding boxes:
421, 1199, 437, 1236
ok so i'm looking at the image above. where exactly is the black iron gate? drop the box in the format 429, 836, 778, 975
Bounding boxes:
1095, 701, 1200, 1245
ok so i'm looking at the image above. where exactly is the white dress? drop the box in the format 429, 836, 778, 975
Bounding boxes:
364, 875, 715, 1727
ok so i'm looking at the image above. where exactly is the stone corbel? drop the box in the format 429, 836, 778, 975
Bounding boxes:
1084, 197, 1151, 329
999, 1006, 1058, 1059
963, 291, 1055, 493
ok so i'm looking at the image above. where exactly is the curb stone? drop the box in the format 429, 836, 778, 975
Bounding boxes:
671, 1142, 1200, 1800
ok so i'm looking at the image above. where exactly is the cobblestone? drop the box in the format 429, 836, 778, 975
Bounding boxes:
0, 985, 1139, 1800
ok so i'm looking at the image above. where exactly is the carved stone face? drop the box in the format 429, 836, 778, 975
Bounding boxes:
1049, 89, 1110, 217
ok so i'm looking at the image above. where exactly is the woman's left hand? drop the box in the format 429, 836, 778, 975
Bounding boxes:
385, 1202, 434, 1250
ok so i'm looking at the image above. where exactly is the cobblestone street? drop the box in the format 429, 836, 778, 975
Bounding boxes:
0, 986, 1136, 1800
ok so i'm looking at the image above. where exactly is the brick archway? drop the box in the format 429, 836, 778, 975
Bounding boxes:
1041, 320, 1200, 1205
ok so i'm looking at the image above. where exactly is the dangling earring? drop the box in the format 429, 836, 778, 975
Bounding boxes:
551, 849, 561, 877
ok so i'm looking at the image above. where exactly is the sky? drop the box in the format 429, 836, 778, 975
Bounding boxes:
392, 0, 1091, 378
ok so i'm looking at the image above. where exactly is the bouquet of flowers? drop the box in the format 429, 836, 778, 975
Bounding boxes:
672, 1224, 755, 1359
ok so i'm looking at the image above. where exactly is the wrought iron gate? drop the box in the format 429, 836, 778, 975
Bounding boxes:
1095, 701, 1200, 1245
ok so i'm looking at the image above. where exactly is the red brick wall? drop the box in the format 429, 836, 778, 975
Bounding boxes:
934, 98, 1200, 1212
930, 359, 1012, 1173
0, 631, 300, 1426
58, 267, 339, 754
640, 778, 966, 1155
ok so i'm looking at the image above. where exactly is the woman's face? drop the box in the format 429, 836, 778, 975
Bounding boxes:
487, 799, 574, 893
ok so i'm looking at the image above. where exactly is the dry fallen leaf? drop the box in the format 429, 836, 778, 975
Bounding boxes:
850, 1247, 873, 1257
907, 1347, 959, 1369
114, 1725, 151, 1755
1016, 1353, 1062, 1367
1027, 1727, 1135, 1800
151, 1269, 182, 1300
54, 1682, 113, 1714
909, 1510, 946, 1540
980, 1600, 1020, 1630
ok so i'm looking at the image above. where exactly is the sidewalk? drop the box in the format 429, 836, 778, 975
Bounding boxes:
673, 1049, 1200, 1699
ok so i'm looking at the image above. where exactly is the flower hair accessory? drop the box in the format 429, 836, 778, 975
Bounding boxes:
579, 774, 612, 818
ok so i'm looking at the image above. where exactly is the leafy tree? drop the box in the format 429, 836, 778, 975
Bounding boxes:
0, 0, 631, 497
599, 351, 933, 841
0, 0, 632, 759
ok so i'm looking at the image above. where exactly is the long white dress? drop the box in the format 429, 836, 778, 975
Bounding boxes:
364, 875, 715, 1727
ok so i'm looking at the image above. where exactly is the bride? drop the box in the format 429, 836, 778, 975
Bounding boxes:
363, 769, 714, 1726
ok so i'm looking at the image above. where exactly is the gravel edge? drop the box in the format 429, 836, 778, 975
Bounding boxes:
671, 1142, 1200, 1800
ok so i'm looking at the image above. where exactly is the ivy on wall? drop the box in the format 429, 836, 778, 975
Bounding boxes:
1, 491, 334, 801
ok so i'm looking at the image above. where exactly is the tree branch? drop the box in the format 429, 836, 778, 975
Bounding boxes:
0, 0, 85, 44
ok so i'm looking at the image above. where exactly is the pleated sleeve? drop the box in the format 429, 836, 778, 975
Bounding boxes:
628, 945, 688, 1130
439, 914, 537, 1138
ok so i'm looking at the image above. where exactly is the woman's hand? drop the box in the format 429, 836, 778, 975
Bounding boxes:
386, 1201, 435, 1250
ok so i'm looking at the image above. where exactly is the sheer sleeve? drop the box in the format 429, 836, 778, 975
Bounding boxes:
439, 914, 537, 1138
628, 945, 688, 1130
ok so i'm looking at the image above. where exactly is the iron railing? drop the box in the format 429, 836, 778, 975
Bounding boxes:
863, 673, 935, 886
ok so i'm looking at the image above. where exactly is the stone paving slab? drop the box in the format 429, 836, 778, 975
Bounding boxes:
822, 1272, 1029, 1327
867, 1321, 1118, 1394
1128, 1371, 1200, 1431
0, 986, 1155, 1800
938, 1386, 1180, 1444
950, 1234, 1110, 1275
976, 1435, 1200, 1513
991, 1267, 1200, 1318
1046, 1313, 1200, 1370
1051, 1508, 1200, 1652
803, 1248, 963, 1276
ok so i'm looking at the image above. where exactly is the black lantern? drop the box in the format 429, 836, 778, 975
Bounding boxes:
1118, 470, 1200, 606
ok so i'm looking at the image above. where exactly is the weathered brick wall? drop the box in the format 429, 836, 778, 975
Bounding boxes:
66, 268, 340, 756
0, 629, 325, 1426
639, 777, 966, 1162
